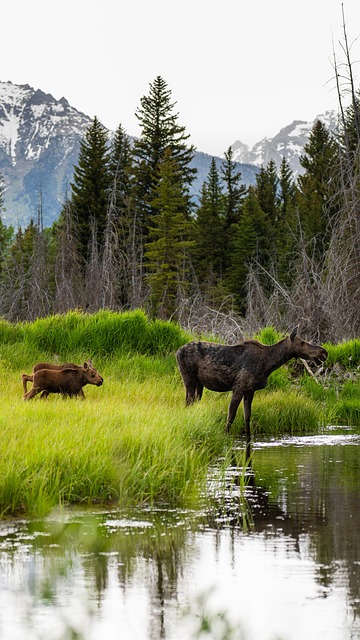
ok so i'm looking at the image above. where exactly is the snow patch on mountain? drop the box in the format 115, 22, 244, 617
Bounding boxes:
231, 110, 338, 174
0, 80, 92, 226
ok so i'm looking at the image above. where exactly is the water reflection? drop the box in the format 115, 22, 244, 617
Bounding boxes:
1, 428, 360, 639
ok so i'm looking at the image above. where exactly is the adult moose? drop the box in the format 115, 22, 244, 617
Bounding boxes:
176, 326, 327, 437
23, 362, 103, 400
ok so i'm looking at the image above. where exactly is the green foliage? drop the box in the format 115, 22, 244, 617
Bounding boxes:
221, 146, 247, 228
328, 399, 360, 427
324, 339, 360, 368
145, 148, 195, 318
0, 365, 228, 516
0, 309, 189, 365
0, 315, 359, 516
69, 116, 111, 260
253, 325, 284, 344
297, 119, 340, 254
194, 157, 226, 289
133, 75, 196, 236
249, 391, 321, 434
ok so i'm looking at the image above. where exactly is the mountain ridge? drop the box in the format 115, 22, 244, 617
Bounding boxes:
230, 110, 338, 174
0, 80, 336, 228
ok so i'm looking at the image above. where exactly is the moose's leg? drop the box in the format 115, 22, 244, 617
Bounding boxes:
24, 386, 42, 400
21, 373, 33, 395
243, 391, 255, 439
185, 381, 198, 405
226, 390, 244, 433
194, 382, 203, 401
179, 371, 199, 405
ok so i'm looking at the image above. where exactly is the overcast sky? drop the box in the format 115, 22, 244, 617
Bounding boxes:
2, 0, 360, 156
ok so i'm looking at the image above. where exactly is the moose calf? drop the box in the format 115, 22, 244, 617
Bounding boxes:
23, 361, 103, 400
176, 326, 328, 437
22, 359, 95, 398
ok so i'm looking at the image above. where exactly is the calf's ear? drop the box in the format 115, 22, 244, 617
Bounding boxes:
83, 361, 89, 369
290, 325, 299, 341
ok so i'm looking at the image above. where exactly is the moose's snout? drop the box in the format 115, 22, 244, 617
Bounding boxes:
96, 379, 103, 386
314, 347, 328, 365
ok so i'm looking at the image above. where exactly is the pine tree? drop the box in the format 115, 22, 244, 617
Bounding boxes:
226, 187, 267, 311
145, 148, 194, 319
297, 119, 340, 256
220, 147, 247, 274
276, 157, 298, 285
221, 146, 247, 227
69, 116, 111, 261
108, 123, 137, 307
193, 158, 226, 288
255, 160, 280, 224
109, 123, 133, 204
1, 221, 38, 320
252, 160, 280, 271
0, 173, 14, 279
132, 76, 196, 236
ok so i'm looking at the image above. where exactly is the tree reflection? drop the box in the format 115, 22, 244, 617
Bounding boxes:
1, 432, 360, 638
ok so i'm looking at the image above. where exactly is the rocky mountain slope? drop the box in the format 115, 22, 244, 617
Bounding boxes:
0, 80, 337, 229
0, 81, 259, 228
231, 111, 338, 174
0, 81, 92, 228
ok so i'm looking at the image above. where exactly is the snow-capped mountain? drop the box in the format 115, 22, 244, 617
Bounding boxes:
231, 111, 338, 175
0, 81, 92, 227
0, 80, 338, 229
0, 80, 259, 228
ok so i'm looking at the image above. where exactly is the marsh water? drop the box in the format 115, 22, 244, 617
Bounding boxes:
1, 426, 360, 640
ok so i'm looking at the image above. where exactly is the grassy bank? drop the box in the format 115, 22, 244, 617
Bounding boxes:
0, 311, 359, 517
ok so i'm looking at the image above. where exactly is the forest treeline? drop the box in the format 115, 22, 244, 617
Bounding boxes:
0, 70, 359, 343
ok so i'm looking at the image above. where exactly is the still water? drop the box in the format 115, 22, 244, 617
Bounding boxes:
1, 426, 360, 640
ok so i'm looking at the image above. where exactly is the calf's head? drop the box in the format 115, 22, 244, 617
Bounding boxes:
289, 326, 328, 364
83, 361, 103, 386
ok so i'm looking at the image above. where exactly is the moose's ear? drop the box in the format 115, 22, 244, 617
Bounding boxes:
83, 361, 89, 369
290, 325, 299, 341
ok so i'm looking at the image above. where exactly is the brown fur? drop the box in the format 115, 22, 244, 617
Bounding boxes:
23, 361, 103, 400
22, 359, 95, 398
176, 326, 328, 437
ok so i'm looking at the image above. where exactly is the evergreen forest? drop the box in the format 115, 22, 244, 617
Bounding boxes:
0, 72, 359, 343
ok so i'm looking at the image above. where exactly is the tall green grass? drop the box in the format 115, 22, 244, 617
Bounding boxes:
0, 311, 359, 517
7, 309, 189, 362
0, 371, 229, 517
324, 338, 360, 368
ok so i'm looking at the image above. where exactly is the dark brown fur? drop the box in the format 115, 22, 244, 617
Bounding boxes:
22, 359, 96, 398
176, 326, 328, 437
23, 361, 103, 400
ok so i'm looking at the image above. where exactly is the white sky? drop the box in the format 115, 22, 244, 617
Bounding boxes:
1, 0, 360, 156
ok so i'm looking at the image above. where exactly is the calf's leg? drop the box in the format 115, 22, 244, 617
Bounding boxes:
21, 373, 33, 395
24, 386, 42, 400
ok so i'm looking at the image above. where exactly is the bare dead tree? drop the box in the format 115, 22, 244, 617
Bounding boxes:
98, 177, 123, 310
122, 196, 149, 310
26, 190, 52, 319
323, 158, 360, 340
54, 201, 85, 313
0, 229, 31, 321
84, 217, 102, 312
